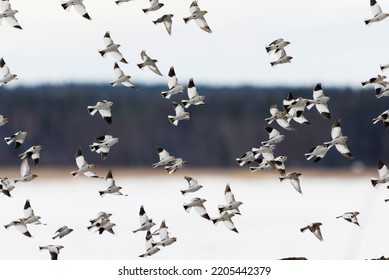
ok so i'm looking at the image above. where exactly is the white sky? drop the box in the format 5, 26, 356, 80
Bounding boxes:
1, 0, 388, 87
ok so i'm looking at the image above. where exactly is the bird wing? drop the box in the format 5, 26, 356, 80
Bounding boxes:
158, 148, 170, 161
0, 0, 10, 12
20, 158, 30, 177
99, 108, 111, 119
140, 50, 150, 62
187, 83, 198, 99
159, 223, 169, 241
103, 32, 114, 47
56, 226, 68, 233
174, 103, 185, 115
195, 18, 212, 33
316, 103, 330, 117
224, 184, 236, 204
313, 227, 323, 241
167, 67, 178, 89
371, 0, 383, 17
313, 87, 324, 99
5, 16, 20, 28
0, 58, 10, 77
139, 206, 150, 226
113, 63, 124, 79
75, 153, 87, 169
163, 19, 172, 35
276, 48, 287, 59
110, 50, 126, 63
331, 120, 342, 139
194, 205, 208, 217
24, 200, 34, 218
74, 2, 88, 17
148, 64, 162, 76
335, 144, 352, 159
190, 1, 200, 14
378, 160, 389, 178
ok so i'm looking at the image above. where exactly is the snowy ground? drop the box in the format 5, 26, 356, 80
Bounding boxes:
0, 169, 388, 260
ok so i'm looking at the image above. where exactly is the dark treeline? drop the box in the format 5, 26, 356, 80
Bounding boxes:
0, 83, 387, 169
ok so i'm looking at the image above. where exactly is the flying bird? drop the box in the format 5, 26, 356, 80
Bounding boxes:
265, 38, 290, 54
183, 0, 212, 33
110, 62, 135, 89
99, 170, 128, 197
336, 211, 360, 226
0, 177, 15, 197
19, 145, 42, 165
181, 176, 203, 195
153, 14, 173, 35
212, 211, 238, 233
0, 0, 22, 29
15, 158, 38, 183
165, 158, 188, 175
305, 144, 331, 162
0, 114, 8, 126
61, 0, 91, 20
371, 159, 389, 187
300, 222, 323, 241
183, 197, 211, 220
236, 150, 258, 166
4, 219, 32, 237
138, 230, 160, 258
218, 184, 243, 215
152, 146, 176, 168
39, 245, 64, 260
137, 50, 162, 76
161, 66, 184, 99
182, 78, 205, 108
87, 212, 112, 231
4, 130, 27, 149
261, 126, 285, 145
0, 57, 17, 85
324, 119, 353, 159
279, 172, 302, 194
306, 83, 331, 119
133, 205, 156, 233
365, 0, 389, 25
373, 109, 389, 128
88, 100, 113, 125
52, 226, 74, 239
270, 49, 293, 67
361, 74, 388, 95
265, 105, 295, 131
23, 199, 46, 225
89, 135, 119, 160
152, 220, 177, 247
70, 148, 101, 178
142, 0, 164, 14
96, 220, 116, 234
98, 31, 128, 64
168, 102, 190, 126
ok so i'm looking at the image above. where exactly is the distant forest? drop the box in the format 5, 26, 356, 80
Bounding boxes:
0, 83, 387, 170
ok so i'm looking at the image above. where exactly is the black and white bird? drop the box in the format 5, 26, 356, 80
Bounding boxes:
39, 245, 64, 260
19, 145, 42, 165
15, 158, 38, 183
99, 170, 128, 197
70, 148, 101, 178
139, 230, 160, 258
236, 150, 258, 166
0, 57, 17, 85
87, 212, 112, 231
361, 74, 388, 95
98, 31, 128, 64
52, 226, 74, 239
4, 131, 27, 149
365, 0, 389, 25
165, 158, 188, 175
89, 135, 119, 160
183, 0, 212, 33
0, 177, 15, 197
251, 144, 277, 162
306, 83, 331, 119
168, 102, 190, 126
161, 66, 184, 99
324, 119, 353, 159
0, 114, 8, 126
212, 211, 238, 233
110, 62, 135, 88
142, 0, 164, 14
61, 0, 91, 20
23, 199, 46, 225
96, 220, 116, 234
0, 0, 22, 29
265, 38, 290, 54
181, 176, 203, 195
250, 156, 288, 175
183, 197, 211, 220
88, 100, 113, 125
137, 50, 162, 76
152, 146, 176, 168
261, 127, 285, 145
305, 144, 331, 162
300, 222, 323, 241
182, 79, 205, 108
153, 14, 173, 35
270, 48, 293, 67
336, 211, 360, 226
133, 205, 156, 233
265, 105, 295, 131
218, 184, 243, 215
373, 109, 389, 128
4, 219, 32, 237
279, 172, 302, 194
371, 160, 389, 187
152, 220, 177, 247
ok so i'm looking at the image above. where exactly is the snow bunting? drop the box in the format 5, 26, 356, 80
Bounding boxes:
39, 245, 64, 260
0, 114, 8, 126
153, 14, 173, 35
0, 57, 17, 85
98, 31, 128, 64
52, 226, 74, 239
87, 212, 112, 231
161, 66, 184, 99
181, 176, 203, 195
96, 220, 116, 234
365, 0, 389, 25
265, 38, 290, 54
70, 148, 101, 178
306, 83, 331, 119
99, 170, 128, 197
110, 62, 135, 88
168, 102, 190, 126
15, 158, 38, 183
324, 119, 353, 159
137, 50, 162, 76
336, 211, 360, 226
89, 135, 119, 160
251, 144, 277, 162
300, 222, 323, 241
4, 219, 31, 237
279, 172, 302, 194
0, 177, 14, 197
182, 78, 205, 108
165, 158, 188, 175
305, 144, 331, 162
152, 146, 176, 168
218, 184, 243, 215
270, 48, 293, 67
19, 145, 42, 165
261, 126, 285, 145
23, 199, 46, 225
142, 0, 164, 14
236, 150, 258, 166
88, 100, 113, 125
361, 74, 388, 95
212, 211, 238, 233
371, 160, 389, 187
133, 205, 156, 233
373, 109, 389, 128
152, 220, 177, 247
4, 131, 27, 149
183, 197, 211, 220
61, 0, 91, 20
265, 105, 295, 131
139, 230, 160, 258
183, 0, 212, 33
0, 0, 22, 29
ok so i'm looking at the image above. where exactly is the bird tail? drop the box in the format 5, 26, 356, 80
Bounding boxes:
182, 100, 190, 109
372, 117, 381, 124
218, 205, 225, 213
39, 246, 44, 251
142, 8, 149, 14
61, 3, 70, 10
300, 227, 308, 233
87, 107, 97, 115
4, 137, 13, 145
183, 204, 191, 213
99, 191, 106, 197
180, 190, 186, 195
98, 50, 107, 58
161, 91, 171, 99
183, 17, 190, 24
70, 170, 79, 177
371, 178, 379, 187
89, 144, 98, 152
137, 63, 145, 69
270, 61, 277, 67
364, 19, 371, 26
168, 116, 178, 126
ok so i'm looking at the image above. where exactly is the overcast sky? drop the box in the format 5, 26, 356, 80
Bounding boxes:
1, 0, 388, 87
